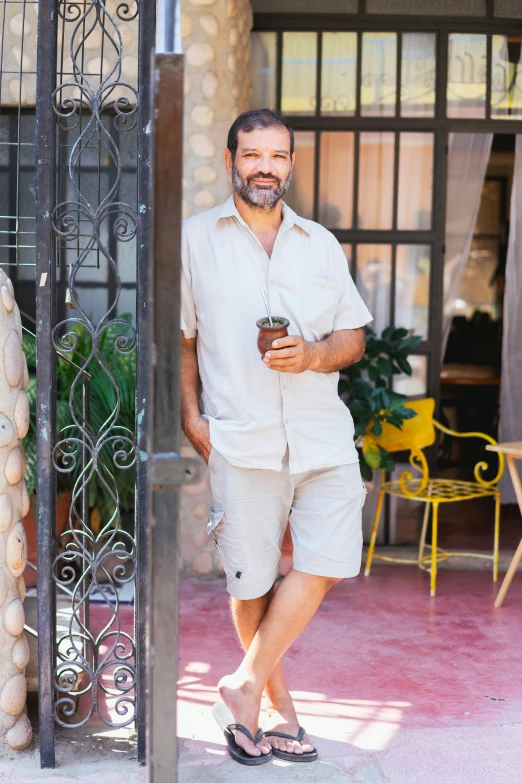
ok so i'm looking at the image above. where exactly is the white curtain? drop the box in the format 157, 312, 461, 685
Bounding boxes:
442, 133, 493, 356
499, 136, 522, 504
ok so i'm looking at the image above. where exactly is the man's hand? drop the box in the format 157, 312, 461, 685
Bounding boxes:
263, 335, 317, 374
184, 415, 212, 464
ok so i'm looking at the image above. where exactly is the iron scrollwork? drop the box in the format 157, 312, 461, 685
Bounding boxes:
50, 0, 139, 728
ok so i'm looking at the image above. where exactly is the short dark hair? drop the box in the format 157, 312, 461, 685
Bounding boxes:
227, 109, 294, 159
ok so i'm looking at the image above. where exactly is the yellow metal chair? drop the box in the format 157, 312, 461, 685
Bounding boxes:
364, 398, 505, 597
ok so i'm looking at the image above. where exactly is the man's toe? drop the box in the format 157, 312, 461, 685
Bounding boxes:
235, 734, 261, 757
285, 740, 295, 753
293, 741, 304, 754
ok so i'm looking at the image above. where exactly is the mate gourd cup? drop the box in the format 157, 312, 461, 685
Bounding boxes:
256, 317, 290, 357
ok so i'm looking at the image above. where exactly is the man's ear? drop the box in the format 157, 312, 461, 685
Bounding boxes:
224, 148, 233, 180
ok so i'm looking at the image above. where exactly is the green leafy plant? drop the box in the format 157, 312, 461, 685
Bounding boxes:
339, 325, 422, 482
22, 316, 136, 529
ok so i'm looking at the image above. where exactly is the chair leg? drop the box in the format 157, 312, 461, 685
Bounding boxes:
493, 491, 501, 583
365, 489, 385, 577
430, 502, 440, 598
418, 502, 431, 566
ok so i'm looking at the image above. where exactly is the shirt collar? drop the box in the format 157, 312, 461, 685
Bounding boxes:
215, 194, 311, 236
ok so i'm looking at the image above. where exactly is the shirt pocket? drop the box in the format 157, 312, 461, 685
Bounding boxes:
302, 275, 338, 336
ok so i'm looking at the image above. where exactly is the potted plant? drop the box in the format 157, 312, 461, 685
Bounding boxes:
338, 325, 422, 481
21, 315, 137, 586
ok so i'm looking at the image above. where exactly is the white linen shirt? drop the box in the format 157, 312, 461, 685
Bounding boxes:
181, 195, 372, 474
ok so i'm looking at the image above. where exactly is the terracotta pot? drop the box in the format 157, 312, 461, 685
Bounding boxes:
256, 317, 289, 357
22, 492, 72, 588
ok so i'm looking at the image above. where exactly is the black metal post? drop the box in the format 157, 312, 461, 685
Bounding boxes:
147, 50, 186, 783
136, 0, 157, 763
35, 0, 58, 768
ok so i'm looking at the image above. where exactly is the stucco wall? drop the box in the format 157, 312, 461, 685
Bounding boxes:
179, 0, 253, 578
181, 0, 253, 220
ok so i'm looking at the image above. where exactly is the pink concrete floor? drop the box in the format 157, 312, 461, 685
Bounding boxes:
177, 567, 522, 782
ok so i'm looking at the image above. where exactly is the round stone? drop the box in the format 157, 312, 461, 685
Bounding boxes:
191, 105, 214, 127
0, 414, 15, 448
194, 502, 210, 520
14, 390, 30, 439
21, 483, 30, 518
0, 494, 12, 532
6, 713, 32, 751
84, 27, 103, 50
12, 635, 30, 670
5, 277, 14, 297
8, 79, 26, 105
5, 599, 25, 636
17, 575, 25, 603
227, 52, 236, 73
194, 190, 215, 208
227, 0, 237, 17
0, 571, 7, 607
194, 166, 218, 185
192, 530, 208, 549
186, 42, 214, 68
181, 13, 192, 38
122, 55, 138, 80
1, 286, 14, 312
5, 330, 24, 387
189, 134, 216, 158
200, 13, 218, 37
182, 201, 190, 220
232, 84, 240, 99
9, 12, 31, 35
184, 72, 191, 96
86, 56, 111, 75
13, 305, 22, 341
229, 27, 239, 46
7, 522, 26, 578
201, 71, 218, 99
22, 357, 29, 391
192, 552, 213, 575
5, 447, 24, 486
119, 24, 133, 47
0, 673, 27, 716
189, 0, 216, 5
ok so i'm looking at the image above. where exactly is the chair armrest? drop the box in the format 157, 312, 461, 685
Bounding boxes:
433, 420, 504, 486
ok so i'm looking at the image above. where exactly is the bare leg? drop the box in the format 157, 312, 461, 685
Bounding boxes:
230, 588, 314, 755
219, 570, 341, 757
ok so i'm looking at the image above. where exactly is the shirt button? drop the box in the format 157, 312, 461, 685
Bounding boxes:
282, 384, 288, 390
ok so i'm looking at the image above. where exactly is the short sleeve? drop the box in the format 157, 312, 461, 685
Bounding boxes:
332, 243, 373, 331
181, 223, 197, 338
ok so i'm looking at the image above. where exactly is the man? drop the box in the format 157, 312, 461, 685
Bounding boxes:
181, 109, 372, 765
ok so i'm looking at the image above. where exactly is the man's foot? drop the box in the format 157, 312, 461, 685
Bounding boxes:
218, 674, 272, 758
264, 693, 315, 755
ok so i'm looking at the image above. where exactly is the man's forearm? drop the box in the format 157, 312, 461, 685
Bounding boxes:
181, 337, 201, 430
307, 328, 365, 374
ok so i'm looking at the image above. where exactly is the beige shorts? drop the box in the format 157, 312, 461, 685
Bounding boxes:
207, 448, 367, 600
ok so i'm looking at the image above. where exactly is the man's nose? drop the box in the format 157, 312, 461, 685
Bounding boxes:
257, 154, 274, 174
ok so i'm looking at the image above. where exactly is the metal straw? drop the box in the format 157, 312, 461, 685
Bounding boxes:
261, 289, 273, 326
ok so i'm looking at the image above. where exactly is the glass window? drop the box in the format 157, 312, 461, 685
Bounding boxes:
395, 245, 431, 339
321, 32, 357, 116
357, 132, 395, 230
401, 33, 436, 118
356, 245, 392, 336
282, 33, 317, 116
251, 32, 277, 110
392, 355, 428, 397
491, 35, 522, 119
286, 131, 315, 219
447, 33, 487, 119
397, 133, 434, 230
360, 32, 397, 117
318, 132, 354, 229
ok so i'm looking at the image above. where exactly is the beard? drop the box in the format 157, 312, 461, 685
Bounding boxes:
231, 160, 293, 212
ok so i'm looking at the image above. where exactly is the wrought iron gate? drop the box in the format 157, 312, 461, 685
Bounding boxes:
33, 0, 156, 767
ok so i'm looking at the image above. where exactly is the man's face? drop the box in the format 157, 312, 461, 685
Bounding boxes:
225, 126, 294, 211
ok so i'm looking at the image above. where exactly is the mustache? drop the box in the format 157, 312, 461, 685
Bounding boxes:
248, 172, 282, 185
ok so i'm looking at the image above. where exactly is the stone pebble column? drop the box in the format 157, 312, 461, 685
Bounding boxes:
181, 0, 253, 218
0, 270, 32, 750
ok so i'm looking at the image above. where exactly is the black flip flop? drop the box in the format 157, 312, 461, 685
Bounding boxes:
212, 702, 273, 766
264, 727, 318, 762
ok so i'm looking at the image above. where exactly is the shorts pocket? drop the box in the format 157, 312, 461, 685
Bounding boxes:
302, 275, 337, 336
